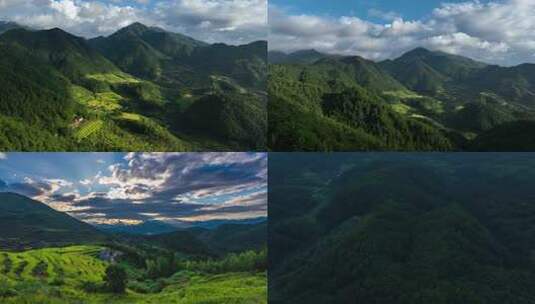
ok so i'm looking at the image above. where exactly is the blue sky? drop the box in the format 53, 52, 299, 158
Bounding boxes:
0, 153, 267, 226
269, 0, 534, 66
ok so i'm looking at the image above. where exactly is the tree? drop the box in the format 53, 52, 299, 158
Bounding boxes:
104, 265, 127, 293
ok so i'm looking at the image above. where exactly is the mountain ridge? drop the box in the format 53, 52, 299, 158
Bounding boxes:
0, 192, 107, 250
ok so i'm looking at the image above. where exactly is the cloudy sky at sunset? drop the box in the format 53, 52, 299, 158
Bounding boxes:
0, 152, 267, 226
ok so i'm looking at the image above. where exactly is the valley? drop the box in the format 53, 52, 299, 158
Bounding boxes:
0, 192, 267, 304
0, 22, 267, 151
269, 48, 535, 151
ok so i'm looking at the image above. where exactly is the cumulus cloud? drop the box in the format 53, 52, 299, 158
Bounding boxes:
0, 0, 266, 44
269, 0, 535, 66
155, 0, 267, 44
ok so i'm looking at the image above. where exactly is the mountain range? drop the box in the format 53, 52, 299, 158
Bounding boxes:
0, 191, 266, 255
269, 47, 535, 151
0, 21, 267, 151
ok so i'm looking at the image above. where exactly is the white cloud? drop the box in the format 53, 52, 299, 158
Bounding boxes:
0, 0, 266, 44
0, 153, 6, 160
269, 0, 535, 66
50, 0, 79, 20
155, 0, 267, 43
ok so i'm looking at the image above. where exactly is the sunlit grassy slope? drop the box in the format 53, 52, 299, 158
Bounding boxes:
86, 73, 140, 84
0, 246, 267, 304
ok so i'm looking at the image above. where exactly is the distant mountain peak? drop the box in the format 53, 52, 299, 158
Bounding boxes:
293, 49, 322, 55
44, 27, 72, 36
127, 21, 149, 30
340, 55, 373, 64
402, 47, 435, 58
269, 48, 328, 64
115, 22, 151, 36
0, 20, 26, 34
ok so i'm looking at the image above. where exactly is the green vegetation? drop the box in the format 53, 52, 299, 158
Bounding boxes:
269, 153, 535, 303
268, 47, 535, 151
268, 61, 455, 151
0, 246, 267, 303
86, 73, 140, 84
0, 192, 267, 303
0, 192, 106, 249
0, 23, 267, 151
104, 265, 127, 293
75, 120, 104, 141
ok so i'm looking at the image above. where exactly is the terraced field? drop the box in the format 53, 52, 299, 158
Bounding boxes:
0, 246, 267, 304
1, 246, 105, 279
90, 92, 124, 112
71, 86, 124, 113
74, 120, 104, 141
86, 73, 140, 84
71, 85, 94, 104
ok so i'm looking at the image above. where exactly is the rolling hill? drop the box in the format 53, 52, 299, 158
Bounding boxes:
0, 192, 106, 250
0, 21, 267, 151
269, 47, 535, 151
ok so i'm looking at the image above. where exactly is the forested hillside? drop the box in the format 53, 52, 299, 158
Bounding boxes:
0, 22, 267, 151
269, 153, 535, 303
269, 48, 535, 151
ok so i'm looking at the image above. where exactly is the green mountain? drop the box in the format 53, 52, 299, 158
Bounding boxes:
269, 153, 535, 304
90, 23, 266, 90
0, 42, 75, 134
89, 22, 207, 80
380, 47, 487, 93
96, 220, 178, 235
471, 63, 535, 105
145, 230, 213, 257
269, 47, 535, 151
0, 21, 24, 34
192, 222, 267, 254
268, 54, 456, 151
470, 120, 535, 151
268, 49, 328, 64
0, 192, 106, 249
1, 28, 118, 81
0, 22, 267, 151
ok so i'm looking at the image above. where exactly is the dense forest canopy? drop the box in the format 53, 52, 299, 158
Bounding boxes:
269, 153, 535, 303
